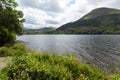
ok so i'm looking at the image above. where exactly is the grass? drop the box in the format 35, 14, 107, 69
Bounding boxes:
109, 74, 120, 80
0, 53, 107, 80
0, 44, 120, 80
0, 44, 28, 57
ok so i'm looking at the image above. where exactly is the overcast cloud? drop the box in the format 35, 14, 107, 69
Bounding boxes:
16, 0, 120, 29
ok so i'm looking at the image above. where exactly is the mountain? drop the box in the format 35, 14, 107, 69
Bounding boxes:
24, 27, 56, 34
55, 7, 120, 34
81, 7, 120, 20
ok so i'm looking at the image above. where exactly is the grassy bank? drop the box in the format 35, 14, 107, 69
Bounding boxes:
0, 44, 28, 57
0, 44, 120, 80
0, 53, 106, 80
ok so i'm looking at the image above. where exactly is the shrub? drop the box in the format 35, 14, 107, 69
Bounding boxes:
110, 74, 120, 80
0, 53, 107, 80
0, 44, 28, 57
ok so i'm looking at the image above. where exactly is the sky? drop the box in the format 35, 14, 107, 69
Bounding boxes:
16, 0, 120, 29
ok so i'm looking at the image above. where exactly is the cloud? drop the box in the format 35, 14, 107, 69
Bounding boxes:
25, 15, 38, 25
45, 19, 59, 25
17, 0, 64, 13
16, 0, 120, 29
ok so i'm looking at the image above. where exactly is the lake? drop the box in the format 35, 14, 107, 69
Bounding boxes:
17, 35, 120, 70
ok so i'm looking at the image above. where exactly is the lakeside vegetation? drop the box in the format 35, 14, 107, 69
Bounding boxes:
0, 44, 120, 80
0, 52, 106, 80
0, 44, 28, 57
0, 0, 24, 47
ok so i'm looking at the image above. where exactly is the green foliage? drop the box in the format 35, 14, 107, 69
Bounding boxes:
0, 0, 25, 47
110, 74, 120, 80
0, 44, 28, 57
0, 26, 16, 46
0, 53, 106, 80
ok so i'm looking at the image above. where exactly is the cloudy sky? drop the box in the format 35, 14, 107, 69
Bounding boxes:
16, 0, 120, 29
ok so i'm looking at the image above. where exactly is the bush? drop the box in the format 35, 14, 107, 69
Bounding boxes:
110, 74, 120, 80
0, 44, 28, 57
0, 53, 107, 80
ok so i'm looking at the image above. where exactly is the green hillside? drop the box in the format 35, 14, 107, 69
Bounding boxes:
55, 7, 120, 34
24, 27, 56, 34
81, 7, 120, 20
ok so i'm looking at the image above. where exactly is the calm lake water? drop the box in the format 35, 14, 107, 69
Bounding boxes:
17, 35, 120, 70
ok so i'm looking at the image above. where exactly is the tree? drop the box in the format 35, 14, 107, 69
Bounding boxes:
0, 0, 25, 47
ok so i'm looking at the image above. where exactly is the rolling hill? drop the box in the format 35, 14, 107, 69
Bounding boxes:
54, 7, 120, 34
24, 27, 56, 34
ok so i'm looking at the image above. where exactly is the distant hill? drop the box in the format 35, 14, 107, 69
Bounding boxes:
55, 7, 120, 34
24, 27, 56, 34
